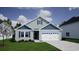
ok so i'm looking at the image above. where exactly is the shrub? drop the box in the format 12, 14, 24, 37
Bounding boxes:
29, 39, 34, 42
9, 38, 16, 42
18, 40, 24, 42
24, 40, 28, 42
62, 37, 68, 40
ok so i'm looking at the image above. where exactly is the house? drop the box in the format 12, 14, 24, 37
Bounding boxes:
60, 16, 79, 39
15, 16, 62, 42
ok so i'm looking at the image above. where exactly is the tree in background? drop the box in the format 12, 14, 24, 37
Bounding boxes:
7, 19, 12, 25
14, 23, 21, 29
0, 19, 3, 24
4, 19, 12, 25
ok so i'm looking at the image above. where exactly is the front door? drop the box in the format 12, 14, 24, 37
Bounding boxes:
34, 31, 39, 40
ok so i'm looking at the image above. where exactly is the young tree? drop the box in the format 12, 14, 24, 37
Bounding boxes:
0, 22, 14, 47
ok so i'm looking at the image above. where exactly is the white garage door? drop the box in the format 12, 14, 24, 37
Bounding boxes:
41, 32, 60, 41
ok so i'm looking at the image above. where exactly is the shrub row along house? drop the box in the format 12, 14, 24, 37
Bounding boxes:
60, 16, 79, 39
15, 16, 62, 42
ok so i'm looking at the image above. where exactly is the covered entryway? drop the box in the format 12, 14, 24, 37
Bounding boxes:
33, 31, 39, 40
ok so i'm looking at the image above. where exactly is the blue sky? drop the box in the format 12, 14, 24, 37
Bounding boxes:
0, 7, 79, 26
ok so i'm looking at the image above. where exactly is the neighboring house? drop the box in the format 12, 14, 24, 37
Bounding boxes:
15, 16, 62, 42
60, 16, 79, 39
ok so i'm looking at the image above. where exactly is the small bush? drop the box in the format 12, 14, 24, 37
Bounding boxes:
9, 38, 16, 42
29, 39, 34, 42
24, 40, 28, 42
18, 40, 24, 42
62, 38, 66, 40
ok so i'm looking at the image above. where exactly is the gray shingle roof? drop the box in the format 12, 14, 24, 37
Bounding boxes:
60, 16, 79, 27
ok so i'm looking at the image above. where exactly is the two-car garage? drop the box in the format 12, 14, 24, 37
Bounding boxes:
40, 30, 62, 41
40, 24, 62, 41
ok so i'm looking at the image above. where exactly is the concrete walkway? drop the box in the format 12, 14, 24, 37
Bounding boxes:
46, 41, 79, 51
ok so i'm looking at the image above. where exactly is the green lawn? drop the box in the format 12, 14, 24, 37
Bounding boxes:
62, 38, 79, 43
0, 40, 60, 51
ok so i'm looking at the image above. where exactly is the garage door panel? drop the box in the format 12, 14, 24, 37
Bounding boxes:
41, 30, 61, 41
42, 34, 59, 40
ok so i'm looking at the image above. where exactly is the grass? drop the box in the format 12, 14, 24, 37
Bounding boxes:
0, 39, 60, 51
62, 38, 79, 43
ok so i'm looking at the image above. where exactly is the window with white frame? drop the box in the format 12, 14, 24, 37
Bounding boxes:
20, 32, 24, 37
66, 32, 70, 37
25, 32, 30, 37
19, 31, 24, 37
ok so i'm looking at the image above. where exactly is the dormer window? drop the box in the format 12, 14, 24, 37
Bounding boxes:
37, 19, 43, 25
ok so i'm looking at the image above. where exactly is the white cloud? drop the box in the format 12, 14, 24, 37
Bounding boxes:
17, 15, 30, 24
69, 7, 79, 11
0, 14, 30, 27
0, 14, 8, 20
39, 9, 51, 17
12, 15, 31, 27
0, 14, 17, 27
38, 9, 52, 22
12, 20, 17, 27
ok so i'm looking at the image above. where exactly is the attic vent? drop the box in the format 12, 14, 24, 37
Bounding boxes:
37, 19, 43, 25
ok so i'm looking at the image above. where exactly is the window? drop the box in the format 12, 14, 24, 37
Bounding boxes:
19, 31, 20, 38
28, 32, 30, 37
20, 32, 24, 37
19, 31, 24, 37
66, 32, 70, 36
37, 20, 42, 25
50, 33, 52, 34
25, 32, 30, 37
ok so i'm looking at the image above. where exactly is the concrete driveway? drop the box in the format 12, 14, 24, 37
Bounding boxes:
46, 41, 79, 51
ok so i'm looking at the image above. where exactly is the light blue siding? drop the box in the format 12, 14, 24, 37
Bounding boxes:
41, 24, 59, 30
